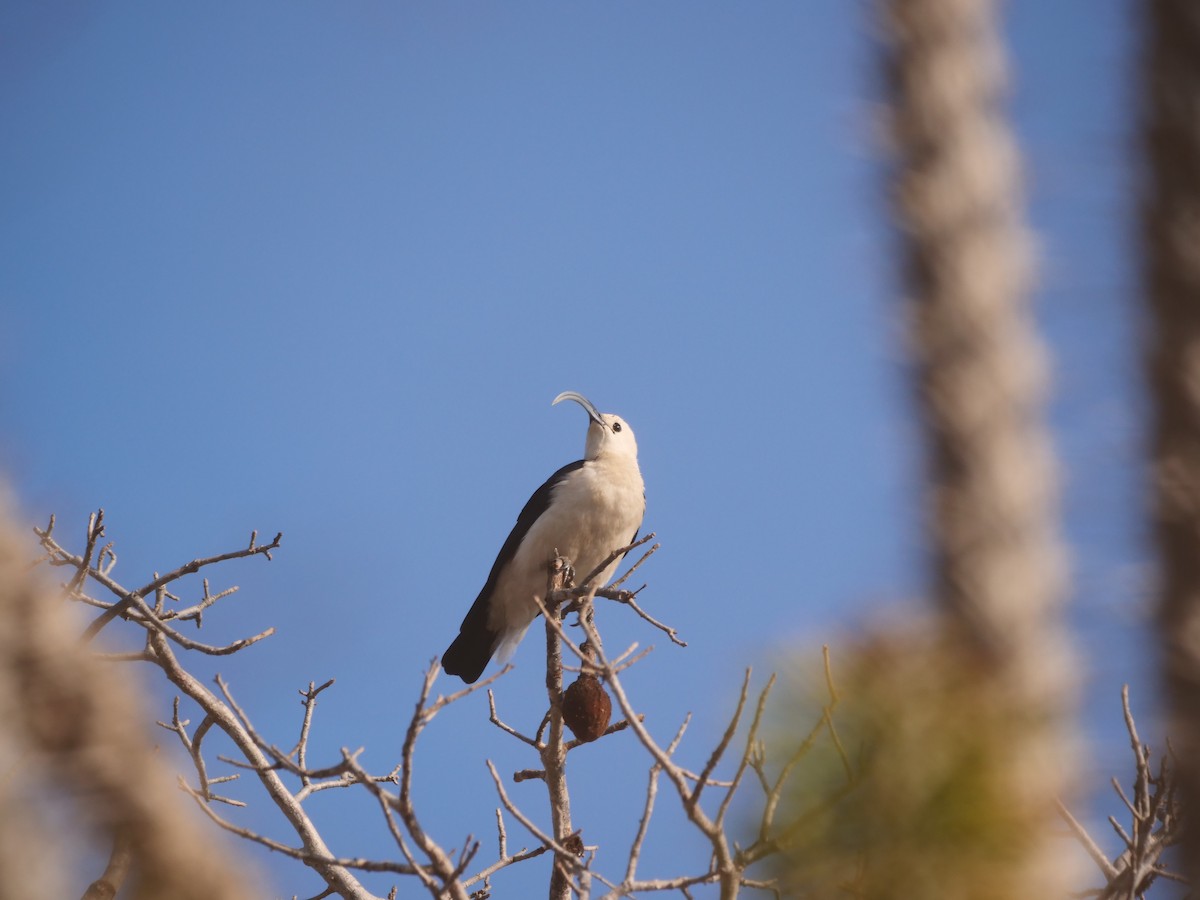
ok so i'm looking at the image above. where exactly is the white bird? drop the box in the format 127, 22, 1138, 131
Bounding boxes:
442, 392, 645, 684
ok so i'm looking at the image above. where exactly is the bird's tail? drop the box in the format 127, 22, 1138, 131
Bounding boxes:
441, 623, 498, 684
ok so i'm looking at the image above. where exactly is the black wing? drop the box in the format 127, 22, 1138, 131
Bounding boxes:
441, 459, 587, 683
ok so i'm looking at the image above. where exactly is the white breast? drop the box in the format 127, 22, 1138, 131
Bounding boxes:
489, 456, 645, 658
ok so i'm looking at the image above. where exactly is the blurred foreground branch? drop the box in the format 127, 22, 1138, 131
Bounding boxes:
879, 0, 1075, 892
1142, 0, 1200, 877
0, 503, 258, 900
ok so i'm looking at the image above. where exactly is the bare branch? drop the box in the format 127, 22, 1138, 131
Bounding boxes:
715, 675, 776, 830
574, 534, 656, 593
286, 678, 336, 786
541, 558, 576, 900
63, 528, 282, 643
608, 538, 659, 589
67, 509, 105, 598
180, 779, 414, 877
1056, 800, 1120, 881
488, 688, 540, 748
689, 669, 752, 814
142, 627, 377, 897
601, 590, 687, 647
485, 760, 578, 867
80, 827, 133, 900
1058, 687, 1187, 898
461, 808, 549, 890
623, 715, 692, 886
34, 509, 806, 899
168, 580, 240, 626
565, 716, 641, 753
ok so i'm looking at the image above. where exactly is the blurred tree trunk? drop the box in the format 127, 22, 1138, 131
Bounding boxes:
884, 0, 1069, 699
882, 0, 1074, 892
1142, 0, 1200, 877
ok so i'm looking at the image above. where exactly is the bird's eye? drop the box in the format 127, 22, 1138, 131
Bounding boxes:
612, 422, 622, 433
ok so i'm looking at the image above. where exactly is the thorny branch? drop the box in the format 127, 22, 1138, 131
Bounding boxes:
1058, 686, 1187, 899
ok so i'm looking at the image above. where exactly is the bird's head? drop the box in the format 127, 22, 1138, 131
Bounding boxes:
552, 391, 638, 462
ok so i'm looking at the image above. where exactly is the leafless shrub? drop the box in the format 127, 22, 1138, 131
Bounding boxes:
28, 512, 830, 899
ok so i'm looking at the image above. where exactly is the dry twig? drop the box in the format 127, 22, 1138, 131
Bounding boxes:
1058, 687, 1186, 899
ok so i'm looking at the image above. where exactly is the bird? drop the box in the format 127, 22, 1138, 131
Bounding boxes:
441, 392, 645, 684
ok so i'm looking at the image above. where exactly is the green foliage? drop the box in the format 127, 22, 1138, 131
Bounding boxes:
773, 629, 1054, 900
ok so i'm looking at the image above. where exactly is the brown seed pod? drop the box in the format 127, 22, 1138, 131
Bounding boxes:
562, 672, 612, 743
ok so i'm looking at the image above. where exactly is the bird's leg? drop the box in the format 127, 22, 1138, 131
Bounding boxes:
547, 551, 577, 611
550, 549, 575, 589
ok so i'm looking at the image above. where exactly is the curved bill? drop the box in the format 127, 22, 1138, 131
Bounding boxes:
552, 391, 603, 424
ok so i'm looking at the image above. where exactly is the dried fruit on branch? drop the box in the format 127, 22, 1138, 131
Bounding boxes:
562, 673, 611, 743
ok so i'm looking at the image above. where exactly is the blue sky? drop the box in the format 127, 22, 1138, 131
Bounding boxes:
1, 2, 1142, 896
